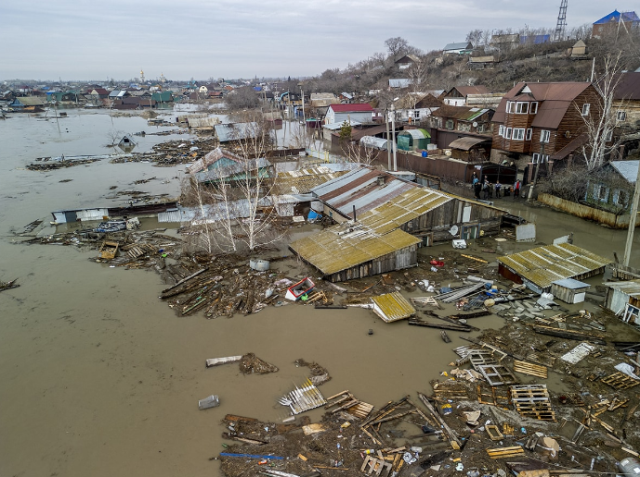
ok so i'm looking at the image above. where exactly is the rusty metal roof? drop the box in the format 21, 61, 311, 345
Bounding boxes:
498, 243, 610, 290
371, 292, 416, 323
313, 168, 431, 219
448, 137, 491, 150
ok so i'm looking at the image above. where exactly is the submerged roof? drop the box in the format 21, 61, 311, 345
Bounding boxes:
215, 122, 259, 142
498, 243, 610, 290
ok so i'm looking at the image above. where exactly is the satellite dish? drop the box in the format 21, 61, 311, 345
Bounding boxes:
449, 225, 459, 236
473, 122, 478, 127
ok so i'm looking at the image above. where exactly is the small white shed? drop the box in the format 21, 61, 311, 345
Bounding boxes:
551, 278, 590, 304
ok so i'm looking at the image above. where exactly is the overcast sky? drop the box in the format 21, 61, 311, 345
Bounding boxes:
1, 0, 637, 81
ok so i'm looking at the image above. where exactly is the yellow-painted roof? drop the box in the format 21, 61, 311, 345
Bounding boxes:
290, 185, 453, 275
273, 167, 350, 195
498, 243, 610, 289
371, 292, 416, 323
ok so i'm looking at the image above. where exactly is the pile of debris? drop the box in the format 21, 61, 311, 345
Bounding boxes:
110, 137, 220, 166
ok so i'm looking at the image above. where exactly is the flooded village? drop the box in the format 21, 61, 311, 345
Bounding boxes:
2, 7, 640, 477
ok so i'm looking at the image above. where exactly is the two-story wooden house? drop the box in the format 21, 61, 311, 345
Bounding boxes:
491, 82, 603, 166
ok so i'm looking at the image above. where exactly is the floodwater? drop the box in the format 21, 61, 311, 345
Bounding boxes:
0, 110, 638, 476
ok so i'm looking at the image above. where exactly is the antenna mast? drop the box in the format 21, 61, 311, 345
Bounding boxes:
554, 0, 568, 42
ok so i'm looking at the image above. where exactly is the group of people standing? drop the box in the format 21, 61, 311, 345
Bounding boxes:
472, 174, 522, 200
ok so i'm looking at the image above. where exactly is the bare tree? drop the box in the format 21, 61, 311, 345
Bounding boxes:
579, 53, 626, 171
225, 87, 260, 110
385, 37, 409, 59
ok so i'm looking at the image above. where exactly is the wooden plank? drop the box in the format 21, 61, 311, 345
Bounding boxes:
514, 360, 548, 379
486, 446, 524, 459
417, 393, 462, 449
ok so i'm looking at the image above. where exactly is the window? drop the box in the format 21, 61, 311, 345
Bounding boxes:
413, 110, 421, 119
445, 119, 454, 130
512, 128, 526, 140
540, 130, 551, 143
515, 102, 529, 114
505, 127, 512, 139
526, 128, 532, 140
532, 153, 540, 163
499, 125, 505, 137
477, 124, 485, 133
597, 185, 608, 202
530, 102, 538, 114
507, 102, 515, 114
582, 103, 590, 116
617, 111, 627, 121
605, 130, 613, 142
616, 189, 628, 206
532, 154, 549, 164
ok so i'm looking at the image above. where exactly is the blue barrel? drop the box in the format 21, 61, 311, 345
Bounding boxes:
422, 151, 428, 158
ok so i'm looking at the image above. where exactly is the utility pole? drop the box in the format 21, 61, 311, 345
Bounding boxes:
529, 141, 545, 200
391, 104, 397, 171
623, 161, 640, 266
385, 108, 391, 170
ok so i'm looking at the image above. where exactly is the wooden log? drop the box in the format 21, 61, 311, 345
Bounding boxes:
160, 267, 208, 295
408, 320, 472, 332
417, 392, 461, 449
532, 325, 606, 345
367, 410, 415, 426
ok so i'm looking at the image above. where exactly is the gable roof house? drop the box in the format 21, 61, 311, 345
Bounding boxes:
187, 147, 271, 185
324, 103, 373, 125
490, 82, 603, 167
392, 92, 443, 123
429, 105, 494, 149
395, 54, 421, 70
443, 42, 473, 55
443, 86, 490, 106
610, 72, 640, 138
583, 160, 639, 217
592, 10, 639, 38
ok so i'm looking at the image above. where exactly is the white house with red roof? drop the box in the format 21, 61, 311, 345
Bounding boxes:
325, 103, 374, 125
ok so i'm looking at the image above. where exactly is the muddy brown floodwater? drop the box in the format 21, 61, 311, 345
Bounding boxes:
0, 110, 638, 477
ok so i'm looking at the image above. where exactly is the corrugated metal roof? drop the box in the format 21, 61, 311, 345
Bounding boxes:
443, 42, 472, 51
603, 279, 640, 298
552, 278, 590, 289
594, 10, 639, 24
290, 184, 453, 275
215, 122, 259, 142
398, 129, 429, 139
498, 243, 610, 290
313, 168, 427, 220
187, 147, 247, 174
360, 136, 391, 150
389, 79, 412, 88
448, 137, 491, 150
290, 226, 420, 276
273, 166, 350, 195
371, 292, 416, 323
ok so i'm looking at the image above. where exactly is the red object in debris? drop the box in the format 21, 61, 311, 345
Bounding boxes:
430, 260, 445, 268
258, 460, 268, 465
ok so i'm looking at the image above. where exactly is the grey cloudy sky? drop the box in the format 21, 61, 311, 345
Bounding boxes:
1, 0, 636, 81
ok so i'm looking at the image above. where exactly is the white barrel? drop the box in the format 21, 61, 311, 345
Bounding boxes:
198, 395, 220, 410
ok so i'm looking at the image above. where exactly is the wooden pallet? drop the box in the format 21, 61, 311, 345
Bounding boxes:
510, 384, 556, 421
477, 385, 510, 409
525, 352, 556, 368
469, 351, 497, 370
486, 446, 524, 459
361, 455, 392, 477
478, 364, 518, 386
513, 360, 548, 379
434, 382, 469, 400
601, 372, 640, 390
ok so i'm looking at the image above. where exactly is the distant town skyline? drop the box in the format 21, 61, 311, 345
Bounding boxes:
1, 0, 638, 81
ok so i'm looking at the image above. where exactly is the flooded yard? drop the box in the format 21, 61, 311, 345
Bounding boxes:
0, 110, 638, 476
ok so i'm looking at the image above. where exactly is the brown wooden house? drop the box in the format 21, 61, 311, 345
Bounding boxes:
491, 82, 603, 166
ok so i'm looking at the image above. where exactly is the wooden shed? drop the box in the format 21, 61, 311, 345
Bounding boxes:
551, 278, 590, 304
604, 279, 640, 324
